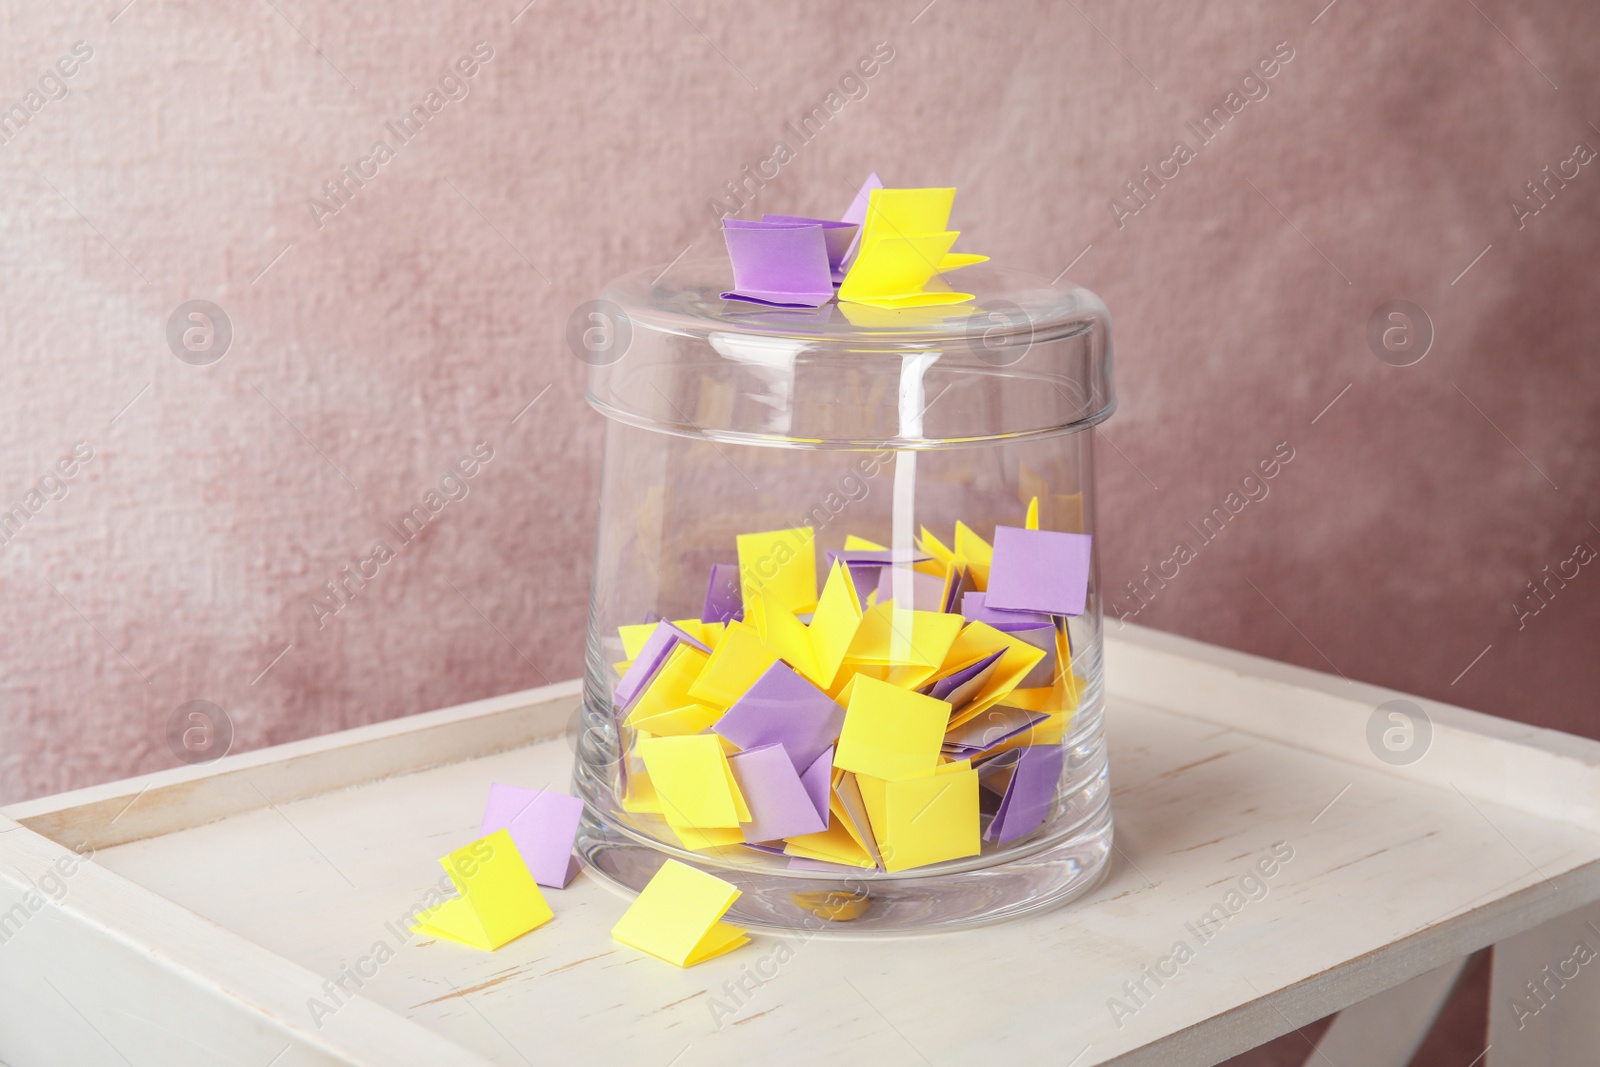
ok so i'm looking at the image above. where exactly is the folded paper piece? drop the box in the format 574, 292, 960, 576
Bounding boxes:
608, 501, 1087, 873
720, 220, 836, 308
714, 174, 987, 312
1011, 625, 1060, 688
626, 643, 712, 724
737, 526, 818, 615
728, 744, 829, 841
837, 187, 989, 309
714, 661, 845, 773
615, 621, 710, 712
702, 563, 744, 624
985, 526, 1093, 617
834, 675, 951, 781
985, 744, 1066, 843
761, 215, 860, 280
860, 762, 981, 872
638, 735, 749, 828
411, 829, 553, 949
960, 591, 1052, 632
479, 784, 585, 889
689, 620, 780, 709
611, 859, 750, 967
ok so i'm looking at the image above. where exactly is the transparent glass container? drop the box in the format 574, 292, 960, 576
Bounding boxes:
573, 259, 1116, 933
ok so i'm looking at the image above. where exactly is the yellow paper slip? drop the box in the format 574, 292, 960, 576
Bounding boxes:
627, 644, 710, 721
611, 859, 750, 967
846, 602, 963, 668
838, 233, 963, 307
410, 829, 553, 950
628, 702, 721, 736
737, 526, 818, 614
637, 735, 750, 828
755, 589, 823, 684
858, 187, 956, 245
807, 561, 864, 689
952, 521, 993, 588
833, 674, 951, 781
688, 621, 779, 708
783, 819, 876, 868
941, 622, 1048, 729
858, 765, 981, 873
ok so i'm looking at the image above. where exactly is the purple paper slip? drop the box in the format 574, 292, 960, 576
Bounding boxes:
702, 562, 743, 624
986, 526, 1093, 617
944, 704, 1047, 751
714, 661, 846, 773
960, 591, 1053, 632
479, 783, 586, 888
728, 744, 829, 842
840, 172, 884, 268
721, 220, 835, 308
842, 173, 883, 226
613, 620, 709, 711
925, 650, 1004, 702
985, 745, 1065, 844
761, 215, 859, 279
800, 747, 833, 823
943, 565, 978, 614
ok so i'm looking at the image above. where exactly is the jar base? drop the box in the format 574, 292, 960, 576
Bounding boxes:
575, 797, 1114, 935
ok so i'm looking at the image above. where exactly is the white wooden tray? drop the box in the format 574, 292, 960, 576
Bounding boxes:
5, 623, 1600, 1066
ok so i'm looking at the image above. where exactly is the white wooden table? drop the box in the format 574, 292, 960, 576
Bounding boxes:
4, 624, 1599, 1066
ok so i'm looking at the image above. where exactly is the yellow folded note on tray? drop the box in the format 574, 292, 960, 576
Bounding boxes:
612, 859, 749, 967
410, 829, 553, 950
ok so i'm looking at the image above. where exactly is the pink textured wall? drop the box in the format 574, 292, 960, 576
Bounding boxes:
2, 1, 1597, 1054
6, 0, 1599, 796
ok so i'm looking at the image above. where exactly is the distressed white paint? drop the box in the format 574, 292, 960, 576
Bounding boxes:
4, 626, 1600, 1066
1304, 956, 1472, 1067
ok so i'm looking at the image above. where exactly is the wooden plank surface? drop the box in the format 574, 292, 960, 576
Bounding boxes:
8, 626, 1600, 1066
82, 696, 1600, 1062
0, 815, 490, 1067
4, 680, 581, 851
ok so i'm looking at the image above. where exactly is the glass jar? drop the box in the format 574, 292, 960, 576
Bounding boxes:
572, 260, 1116, 932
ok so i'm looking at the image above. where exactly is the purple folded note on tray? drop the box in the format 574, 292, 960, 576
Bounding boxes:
479, 783, 585, 888
720, 220, 837, 308
984, 527, 1093, 618
714, 661, 846, 773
